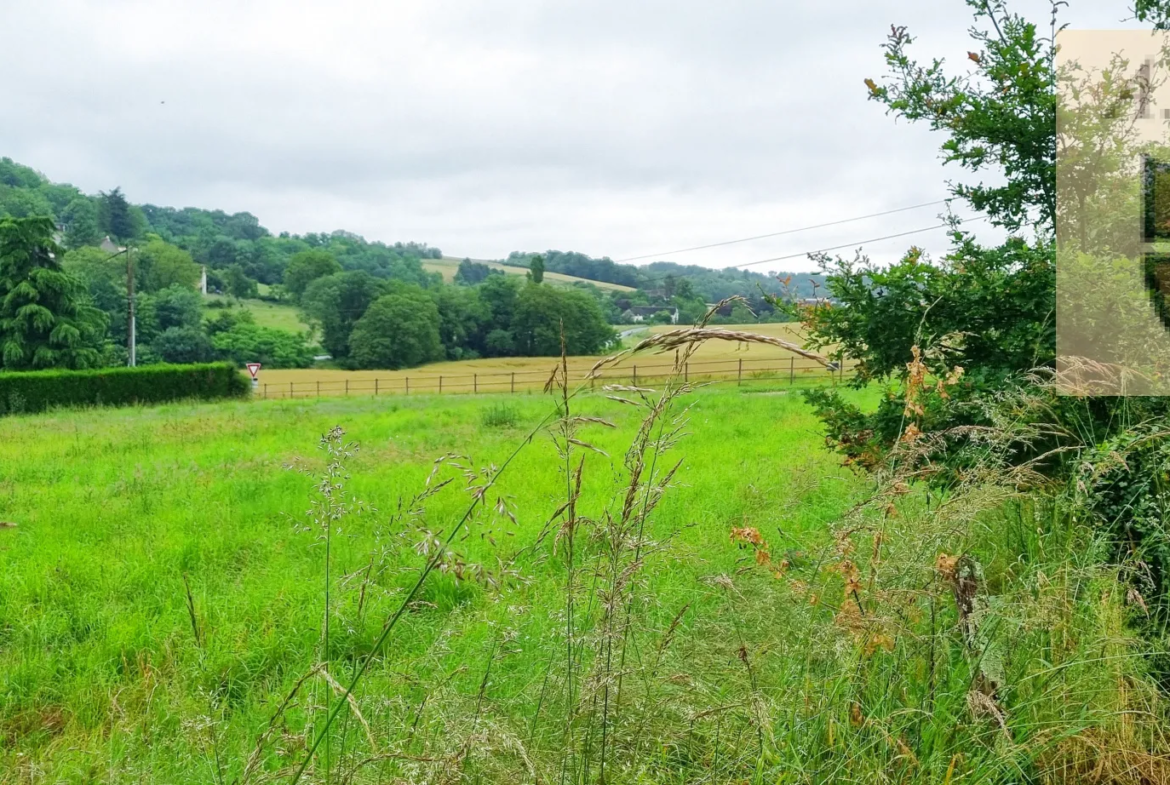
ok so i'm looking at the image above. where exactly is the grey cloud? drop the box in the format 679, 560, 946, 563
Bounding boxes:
0, 0, 1146, 270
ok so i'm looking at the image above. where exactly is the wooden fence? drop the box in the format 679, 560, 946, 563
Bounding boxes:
254, 356, 856, 400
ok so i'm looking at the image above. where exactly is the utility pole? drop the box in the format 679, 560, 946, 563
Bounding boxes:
106, 245, 137, 366
127, 247, 136, 366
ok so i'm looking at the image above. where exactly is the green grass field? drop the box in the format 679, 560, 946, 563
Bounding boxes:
0, 383, 1163, 783
203, 295, 314, 336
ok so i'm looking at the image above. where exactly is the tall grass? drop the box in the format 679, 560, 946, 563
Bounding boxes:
1, 319, 1169, 782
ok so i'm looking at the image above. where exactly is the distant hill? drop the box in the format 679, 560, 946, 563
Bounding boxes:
505, 250, 826, 302
0, 155, 824, 303
0, 156, 442, 289
425, 257, 635, 292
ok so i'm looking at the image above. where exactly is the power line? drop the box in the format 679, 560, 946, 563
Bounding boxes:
614, 198, 953, 263
726, 217, 986, 270
621, 217, 986, 292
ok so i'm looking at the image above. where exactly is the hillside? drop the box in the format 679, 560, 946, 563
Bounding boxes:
425, 256, 636, 291
505, 249, 828, 301
201, 295, 314, 335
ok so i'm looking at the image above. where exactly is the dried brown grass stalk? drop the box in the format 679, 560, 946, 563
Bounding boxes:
318, 667, 377, 752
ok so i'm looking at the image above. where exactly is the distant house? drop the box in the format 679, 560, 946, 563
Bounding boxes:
623, 305, 679, 324
99, 236, 124, 254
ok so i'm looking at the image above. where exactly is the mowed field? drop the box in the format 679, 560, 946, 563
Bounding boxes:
0, 386, 874, 783
424, 256, 636, 292
256, 322, 840, 396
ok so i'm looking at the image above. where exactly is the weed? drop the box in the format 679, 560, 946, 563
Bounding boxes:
480, 402, 519, 429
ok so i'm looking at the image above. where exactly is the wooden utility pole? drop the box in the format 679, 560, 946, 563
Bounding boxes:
127, 248, 137, 366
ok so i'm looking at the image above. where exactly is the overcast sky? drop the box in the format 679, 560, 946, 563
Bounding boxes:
0, 0, 1150, 272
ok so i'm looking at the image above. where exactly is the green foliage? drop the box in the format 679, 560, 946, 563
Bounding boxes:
806, 237, 1055, 386
151, 285, 204, 332
509, 249, 640, 287
480, 402, 519, 428
0, 216, 107, 370
284, 249, 342, 300
204, 306, 255, 335
136, 238, 201, 293
151, 326, 215, 364
211, 322, 313, 368
224, 263, 259, 299
0, 362, 247, 415
454, 258, 500, 285
527, 253, 545, 284
348, 288, 444, 369
1133, 0, 1170, 28
60, 198, 102, 248
803, 0, 1060, 483
511, 283, 616, 356
301, 271, 390, 359
431, 284, 489, 360
98, 187, 139, 241
1075, 428, 1170, 607
864, 1, 1054, 232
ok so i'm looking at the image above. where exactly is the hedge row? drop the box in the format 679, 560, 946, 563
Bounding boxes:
0, 363, 250, 416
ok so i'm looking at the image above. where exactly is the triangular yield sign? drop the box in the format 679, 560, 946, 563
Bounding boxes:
246, 363, 262, 379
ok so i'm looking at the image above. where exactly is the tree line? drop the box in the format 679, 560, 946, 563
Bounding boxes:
0, 155, 820, 374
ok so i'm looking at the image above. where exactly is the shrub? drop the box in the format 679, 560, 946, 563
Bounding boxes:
212, 323, 313, 369
0, 362, 249, 415
152, 326, 215, 364
480, 402, 519, 429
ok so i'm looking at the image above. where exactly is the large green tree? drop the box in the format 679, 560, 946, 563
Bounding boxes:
348, 289, 444, 369
0, 216, 107, 369
136, 238, 201, 293
511, 284, 616, 356
99, 187, 138, 242
61, 198, 102, 249
800, 0, 1061, 476
284, 249, 341, 300
300, 271, 390, 359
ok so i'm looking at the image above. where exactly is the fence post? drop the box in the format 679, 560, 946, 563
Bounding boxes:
737, 358, 743, 386
375, 378, 379, 396
633, 364, 637, 385
264, 383, 268, 399
345, 379, 349, 396
290, 381, 294, 397
439, 375, 443, 394
474, 373, 478, 394
406, 377, 410, 395
511, 372, 515, 393
790, 356, 795, 385
317, 380, 321, 397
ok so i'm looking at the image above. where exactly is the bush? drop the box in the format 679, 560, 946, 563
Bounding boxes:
152, 326, 215, 364
480, 402, 519, 429
0, 363, 249, 415
212, 323, 313, 369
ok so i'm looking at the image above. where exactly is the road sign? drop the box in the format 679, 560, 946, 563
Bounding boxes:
246, 363, 262, 380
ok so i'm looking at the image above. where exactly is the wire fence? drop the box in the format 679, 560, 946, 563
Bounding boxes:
254, 355, 856, 400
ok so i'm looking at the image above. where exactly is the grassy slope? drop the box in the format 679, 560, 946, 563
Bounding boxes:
201, 294, 311, 334
424, 256, 636, 292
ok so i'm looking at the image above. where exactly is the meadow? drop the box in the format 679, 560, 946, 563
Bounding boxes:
0, 372, 1165, 783
203, 295, 316, 337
